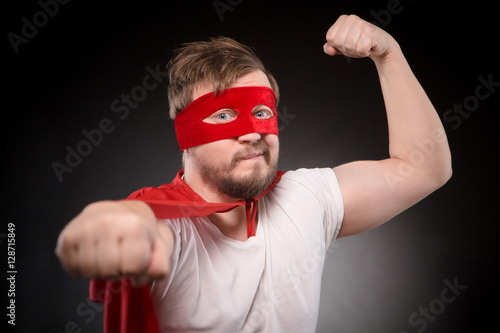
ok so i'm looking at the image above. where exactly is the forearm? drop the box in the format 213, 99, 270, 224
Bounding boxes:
373, 45, 452, 183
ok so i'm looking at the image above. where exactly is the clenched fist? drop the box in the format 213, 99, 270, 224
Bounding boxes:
55, 200, 174, 287
323, 14, 399, 61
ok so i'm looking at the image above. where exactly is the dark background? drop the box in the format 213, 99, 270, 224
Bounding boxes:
4, 0, 499, 332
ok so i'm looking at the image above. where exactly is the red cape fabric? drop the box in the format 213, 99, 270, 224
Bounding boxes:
90, 169, 284, 333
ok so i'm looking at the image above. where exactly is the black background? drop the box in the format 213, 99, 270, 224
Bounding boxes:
4, 0, 499, 332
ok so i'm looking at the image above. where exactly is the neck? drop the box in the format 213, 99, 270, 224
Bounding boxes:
209, 207, 250, 241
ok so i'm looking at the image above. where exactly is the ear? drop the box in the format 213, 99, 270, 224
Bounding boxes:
182, 150, 188, 168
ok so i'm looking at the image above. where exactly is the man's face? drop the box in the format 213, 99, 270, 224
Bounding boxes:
186, 70, 280, 200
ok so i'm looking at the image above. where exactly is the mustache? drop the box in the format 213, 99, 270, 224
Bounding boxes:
228, 141, 271, 170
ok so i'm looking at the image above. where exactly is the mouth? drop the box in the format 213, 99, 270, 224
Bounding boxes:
228, 147, 273, 171
242, 151, 264, 160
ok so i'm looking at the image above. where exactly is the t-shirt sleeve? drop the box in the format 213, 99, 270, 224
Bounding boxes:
281, 168, 344, 246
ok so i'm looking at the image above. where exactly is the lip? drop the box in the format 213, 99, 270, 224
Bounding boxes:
242, 151, 264, 160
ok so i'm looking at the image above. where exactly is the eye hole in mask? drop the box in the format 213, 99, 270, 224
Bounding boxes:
252, 105, 274, 120
202, 105, 274, 124
203, 109, 239, 124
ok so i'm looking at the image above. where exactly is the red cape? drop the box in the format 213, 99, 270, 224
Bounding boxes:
90, 169, 284, 333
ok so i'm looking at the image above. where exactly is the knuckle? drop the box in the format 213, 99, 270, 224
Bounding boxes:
364, 24, 378, 37
325, 28, 335, 41
338, 14, 349, 21
332, 36, 343, 48
57, 230, 79, 253
344, 42, 355, 51
77, 252, 97, 278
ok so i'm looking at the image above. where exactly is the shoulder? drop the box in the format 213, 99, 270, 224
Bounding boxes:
277, 167, 340, 193
263, 168, 345, 245
266, 167, 343, 217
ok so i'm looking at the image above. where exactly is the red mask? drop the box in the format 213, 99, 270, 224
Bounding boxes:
174, 86, 278, 150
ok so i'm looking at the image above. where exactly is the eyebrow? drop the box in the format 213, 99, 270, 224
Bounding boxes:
252, 104, 272, 110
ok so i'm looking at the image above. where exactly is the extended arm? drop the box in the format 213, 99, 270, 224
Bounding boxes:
55, 200, 174, 286
324, 15, 452, 238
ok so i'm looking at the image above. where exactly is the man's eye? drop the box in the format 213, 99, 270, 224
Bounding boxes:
254, 109, 273, 119
202, 109, 238, 124
217, 113, 231, 120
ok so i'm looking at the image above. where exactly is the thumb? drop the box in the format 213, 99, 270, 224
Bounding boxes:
131, 221, 175, 287
323, 43, 339, 56
130, 237, 168, 287
147, 236, 170, 278
136, 223, 174, 286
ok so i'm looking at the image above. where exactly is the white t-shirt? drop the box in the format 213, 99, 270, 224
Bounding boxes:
150, 168, 344, 332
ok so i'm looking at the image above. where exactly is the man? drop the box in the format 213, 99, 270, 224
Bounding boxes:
55, 15, 452, 332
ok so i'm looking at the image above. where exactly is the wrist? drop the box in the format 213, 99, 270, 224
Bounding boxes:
371, 38, 403, 67
118, 200, 156, 220
372, 43, 409, 78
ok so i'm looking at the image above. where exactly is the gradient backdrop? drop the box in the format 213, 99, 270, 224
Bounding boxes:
4, 1, 499, 332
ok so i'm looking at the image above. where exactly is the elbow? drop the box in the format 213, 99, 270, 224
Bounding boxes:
436, 165, 453, 188
412, 148, 453, 192
428, 143, 453, 189
438, 149, 453, 187
427, 158, 453, 191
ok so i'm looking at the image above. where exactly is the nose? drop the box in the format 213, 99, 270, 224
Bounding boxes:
238, 132, 262, 144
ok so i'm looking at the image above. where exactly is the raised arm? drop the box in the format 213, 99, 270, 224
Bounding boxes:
324, 15, 452, 238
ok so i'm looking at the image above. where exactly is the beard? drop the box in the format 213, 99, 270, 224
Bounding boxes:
191, 141, 279, 200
